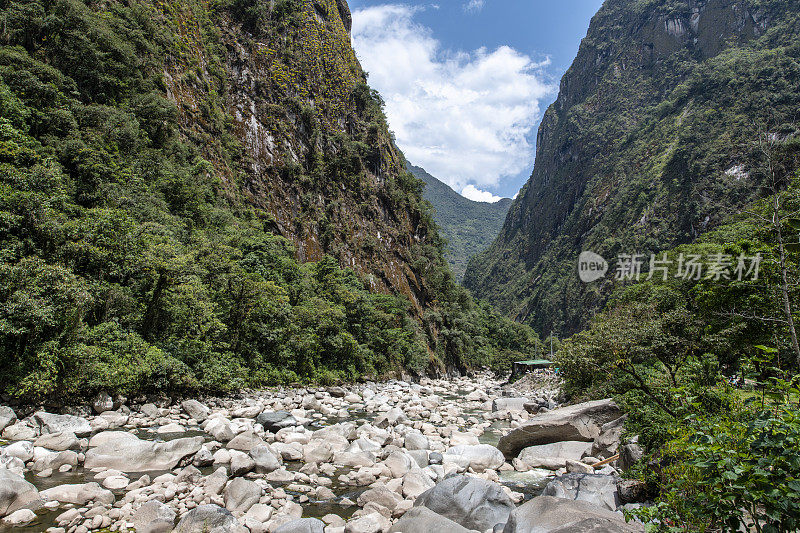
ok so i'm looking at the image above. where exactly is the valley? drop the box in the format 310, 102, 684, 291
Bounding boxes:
2, 0, 800, 529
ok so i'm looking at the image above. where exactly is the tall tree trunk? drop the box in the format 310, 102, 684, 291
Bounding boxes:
774, 206, 800, 369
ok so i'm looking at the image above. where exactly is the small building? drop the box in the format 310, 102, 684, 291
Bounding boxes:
511, 359, 554, 379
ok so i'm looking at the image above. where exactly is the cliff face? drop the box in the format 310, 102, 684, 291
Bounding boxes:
408, 165, 511, 282
464, 0, 800, 334
161, 0, 436, 312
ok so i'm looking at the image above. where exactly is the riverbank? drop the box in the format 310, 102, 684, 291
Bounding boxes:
0, 373, 644, 532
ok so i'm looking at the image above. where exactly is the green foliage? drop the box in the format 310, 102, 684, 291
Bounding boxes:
0, 0, 541, 401
635, 400, 800, 532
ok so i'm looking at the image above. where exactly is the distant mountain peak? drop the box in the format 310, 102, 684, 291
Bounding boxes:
408, 164, 511, 281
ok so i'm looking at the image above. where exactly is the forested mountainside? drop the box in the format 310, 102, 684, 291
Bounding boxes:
0, 0, 542, 400
408, 165, 511, 282
464, 0, 800, 335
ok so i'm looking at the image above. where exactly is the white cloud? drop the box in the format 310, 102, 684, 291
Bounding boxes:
463, 0, 484, 13
351, 4, 553, 195
461, 185, 503, 203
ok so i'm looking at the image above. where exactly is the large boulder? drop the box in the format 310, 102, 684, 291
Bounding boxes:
173, 504, 247, 533
374, 407, 408, 428
619, 443, 644, 472
40, 482, 115, 506
31, 450, 78, 472
415, 474, 514, 531
256, 411, 297, 433
502, 495, 643, 532
34, 431, 80, 451
4, 441, 34, 462
389, 507, 472, 533
1, 422, 37, 441
274, 517, 325, 533
0, 451, 25, 475
497, 399, 623, 459
85, 432, 204, 472
93, 392, 114, 414
250, 444, 282, 473
357, 487, 403, 512
403, 430, 429, 451
0, 470, 42, 517
517, 441, 594, 470
182, 400, 211, 422
402, 470, 435, 499
33, 412, 92, 437
132, 500, 176, 533
205, 418, 235, 442
443, 444, 505, 473
0, 407, 17, 433
591, 416, 627, 460
224, 478, 261, 514
492, 397, 529, 412
542, 473, 620, 511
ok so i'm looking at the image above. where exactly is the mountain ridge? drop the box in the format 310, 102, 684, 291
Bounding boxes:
408, 164, 511, 282
464, 0, 800, 335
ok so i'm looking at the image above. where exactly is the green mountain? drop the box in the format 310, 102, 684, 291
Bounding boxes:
408, 165, 511, 282
0, 0, 541, 400
464, 0, 800, 335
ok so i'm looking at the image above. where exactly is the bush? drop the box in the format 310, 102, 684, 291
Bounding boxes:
635, 402, 800, 532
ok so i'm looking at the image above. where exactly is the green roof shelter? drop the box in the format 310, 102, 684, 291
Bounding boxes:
511, 359, 554, 378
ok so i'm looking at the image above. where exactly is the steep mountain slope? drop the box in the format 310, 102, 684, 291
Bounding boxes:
409, 165, 511, 281
464, 0, 800, 335
0, 0, 542, 399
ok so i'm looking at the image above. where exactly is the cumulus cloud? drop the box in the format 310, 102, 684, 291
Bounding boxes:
461, 185, 504, 203
463, 0, 484, 13
351, 4, 552, 194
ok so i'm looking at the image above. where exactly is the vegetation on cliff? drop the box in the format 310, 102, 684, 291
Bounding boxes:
0, 0, 542, 401
465, 0, 800, 336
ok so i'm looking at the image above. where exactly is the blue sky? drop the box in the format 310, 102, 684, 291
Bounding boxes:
349, 0, 604, 200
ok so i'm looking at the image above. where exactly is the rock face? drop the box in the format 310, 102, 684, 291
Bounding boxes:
542, 473, 620, 512
388, 506, 472, 533
415, 474, 515, 531
502, 495, 643, 532
84, 432, 204, 472
0, 470, 42, 517
464, 0, 800, 335
173, 504, 247, 533
498, 399, 623, 458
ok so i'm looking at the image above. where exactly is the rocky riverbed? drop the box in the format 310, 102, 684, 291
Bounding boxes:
0, 374, 646, 532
